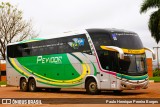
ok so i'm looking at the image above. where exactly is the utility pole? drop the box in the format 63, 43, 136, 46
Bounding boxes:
153, 47, 160, 69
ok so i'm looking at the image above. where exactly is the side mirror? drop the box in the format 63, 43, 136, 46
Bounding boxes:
144, 47, 156, 60
100, 46, 124, 59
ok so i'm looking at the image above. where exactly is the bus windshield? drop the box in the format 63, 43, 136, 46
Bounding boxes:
112, 33, 143, 49
119, 54, 147, 76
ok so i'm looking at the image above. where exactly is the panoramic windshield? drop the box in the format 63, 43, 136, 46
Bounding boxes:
119, 54, 147, 76
112, 33, 143, 49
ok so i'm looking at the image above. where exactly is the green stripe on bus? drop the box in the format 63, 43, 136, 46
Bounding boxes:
7, 57, 28, 78
69, 53, 83, 64
37, 80, 84, 87
17, 54, 80, 81
91, 62, 97, 76
82, 53, 97, 76
117, 73, 148, 80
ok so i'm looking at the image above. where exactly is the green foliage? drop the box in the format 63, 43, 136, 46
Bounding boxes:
148, 10, 160, 43
0, 2, 38, 60
140, 0, 160, 13
0, 81, 7, 85
149, 77, 160, 82
140, 0, 160, 43
6, 2, 11, 7
0, 5, 4, 8
153, 68, 160, 76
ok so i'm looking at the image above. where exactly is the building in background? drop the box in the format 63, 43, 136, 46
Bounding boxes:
147, 58, 153, 77
0, 60, 6, 81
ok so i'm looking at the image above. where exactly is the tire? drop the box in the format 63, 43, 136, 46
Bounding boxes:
20, 79, 28, 92
28, 79, 37, 92
86, 79, 100, 95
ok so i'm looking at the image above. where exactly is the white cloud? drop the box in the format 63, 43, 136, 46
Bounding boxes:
1, 0, 160, 58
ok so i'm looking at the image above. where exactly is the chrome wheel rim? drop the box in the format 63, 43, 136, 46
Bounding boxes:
30, 82, 35, 91
22, 81, 26, 89
89, 82, 97, 92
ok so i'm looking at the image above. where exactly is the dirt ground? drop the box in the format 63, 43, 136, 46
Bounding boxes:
0, 82, 160, 106
0, 82, 160, 98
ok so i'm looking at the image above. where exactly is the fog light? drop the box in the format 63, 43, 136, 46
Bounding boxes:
121, 84, 126, 88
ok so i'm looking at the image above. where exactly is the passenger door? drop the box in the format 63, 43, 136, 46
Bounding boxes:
98, 51, 118, 89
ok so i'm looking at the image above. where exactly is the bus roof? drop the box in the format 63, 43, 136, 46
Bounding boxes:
86, 28, 136, 34
7, 28, 136, 46
7, 29, 87, 46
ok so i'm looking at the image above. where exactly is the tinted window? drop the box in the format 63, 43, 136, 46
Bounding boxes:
119, 54, 147, 76
7, 34, 91, 58
90, 32, 113, 50
58, 37, 69, 53
58, 34, 91, 54
0, 71, 6, 76
7, 45, 14, 58
46, 39, 58, 54
111, 33, 143, 49
97, 50, 119, 71
7, 39, 58, 58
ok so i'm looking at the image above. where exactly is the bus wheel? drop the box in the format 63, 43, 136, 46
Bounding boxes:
20, 79, 28, 92
113, 90, 123, 94
28, 79, 37, 92
86, 79, 100, 95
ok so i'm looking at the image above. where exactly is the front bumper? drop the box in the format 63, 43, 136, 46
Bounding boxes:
120, 79, 149, 90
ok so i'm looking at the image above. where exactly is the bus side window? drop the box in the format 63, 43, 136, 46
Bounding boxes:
14, 44, 23, 58
67, 34, 91, 54
98, 50, 113, 71
46, 39, 58, 54
7, 45, 13, 58
97, 50, 118, 71
27, 39, 58, 56
90, 33, 112, 50
58, 37, 69, 53
58, 35, 91, 54
22, 43, 31, 57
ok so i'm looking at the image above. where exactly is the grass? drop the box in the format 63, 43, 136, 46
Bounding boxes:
149, 77, 160, 82
0, 81, 7, 85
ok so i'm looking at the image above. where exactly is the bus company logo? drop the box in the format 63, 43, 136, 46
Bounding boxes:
68, 38, 85, 49
37, 56, 62, 64
2, 99, 42, 104
112, 34, 117, 40
2, 99, 11, 104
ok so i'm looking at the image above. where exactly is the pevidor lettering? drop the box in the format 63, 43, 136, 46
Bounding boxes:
37, 56, 62, 64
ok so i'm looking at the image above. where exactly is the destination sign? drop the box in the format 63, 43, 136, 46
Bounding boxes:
122, 49, 145, 54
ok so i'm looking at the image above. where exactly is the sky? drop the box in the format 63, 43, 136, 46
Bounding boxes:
1, 0, 160, 58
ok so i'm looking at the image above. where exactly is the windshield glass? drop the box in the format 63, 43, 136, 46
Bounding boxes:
112, 33, 143, 49
119, 54, 147, 76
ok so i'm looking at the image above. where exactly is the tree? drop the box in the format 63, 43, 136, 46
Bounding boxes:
140, 0, 160, 44
0, 2, 38, 60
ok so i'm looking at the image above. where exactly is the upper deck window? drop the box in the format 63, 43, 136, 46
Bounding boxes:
90, 32, 113, 50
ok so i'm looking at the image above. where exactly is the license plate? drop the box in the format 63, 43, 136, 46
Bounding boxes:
135, 86, 141, 89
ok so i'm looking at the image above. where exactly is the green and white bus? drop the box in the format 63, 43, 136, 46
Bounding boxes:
6, 28, 155, 94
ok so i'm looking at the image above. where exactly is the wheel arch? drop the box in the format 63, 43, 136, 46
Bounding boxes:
19, 75, 37, 84
19, 76, 27, 87
28, 76, 37, 92
28, 76, 36, 83
85, 75, 100, 89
